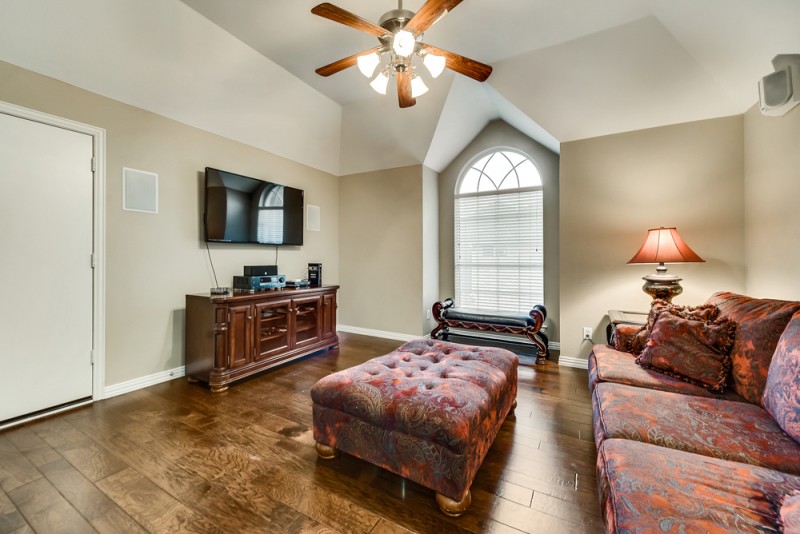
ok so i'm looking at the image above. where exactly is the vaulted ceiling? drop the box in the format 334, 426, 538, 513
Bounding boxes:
1, 0, 799, 176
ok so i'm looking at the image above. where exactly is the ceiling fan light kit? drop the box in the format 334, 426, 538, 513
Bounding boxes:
312, 0, 492, 108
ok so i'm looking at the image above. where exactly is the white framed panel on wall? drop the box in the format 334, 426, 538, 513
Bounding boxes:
123, 167, 158, 213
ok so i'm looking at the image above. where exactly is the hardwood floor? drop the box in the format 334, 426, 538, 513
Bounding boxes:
0, 333, 602, 533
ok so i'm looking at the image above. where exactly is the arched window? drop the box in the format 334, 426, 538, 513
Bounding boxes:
454, 149, 543, 313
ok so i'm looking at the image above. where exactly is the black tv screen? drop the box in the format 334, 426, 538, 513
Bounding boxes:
204, 167, 304, 246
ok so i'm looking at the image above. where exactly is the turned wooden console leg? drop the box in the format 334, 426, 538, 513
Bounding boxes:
436, 490, 472, 517
187, 376, 199, 384
210, 384, 229, 394
315, 442, 340, 460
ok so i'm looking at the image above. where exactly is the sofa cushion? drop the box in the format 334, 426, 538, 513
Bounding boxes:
706, 291, 800, 404
593, 382, 800, 475
762, 310, 800, 443
588, 344, 745, 401
635, 312, 735, 392
597, 438, 800, 533
626, 299, 720, 355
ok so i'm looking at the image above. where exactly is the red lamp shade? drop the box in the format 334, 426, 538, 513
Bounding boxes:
628, 227, 704, 264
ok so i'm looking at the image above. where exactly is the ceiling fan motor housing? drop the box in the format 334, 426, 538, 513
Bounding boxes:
378, 9, 415, 36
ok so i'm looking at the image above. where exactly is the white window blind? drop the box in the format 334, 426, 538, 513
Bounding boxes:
454, 150, 544, 314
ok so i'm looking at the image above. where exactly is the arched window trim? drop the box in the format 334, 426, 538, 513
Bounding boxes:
456, 147, 543, 197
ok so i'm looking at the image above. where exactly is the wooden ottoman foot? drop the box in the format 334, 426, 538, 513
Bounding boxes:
436, 490, 472, 517
315, 442, 340, 460
507, 399, 517, 417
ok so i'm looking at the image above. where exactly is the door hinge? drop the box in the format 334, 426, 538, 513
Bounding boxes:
90, 350, 95, 365
90, 253, 96, 269
91, 157, 96, 172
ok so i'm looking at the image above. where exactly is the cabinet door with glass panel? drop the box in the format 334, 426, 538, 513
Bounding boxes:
292, 295, 322, 348
254, 299, 292, 361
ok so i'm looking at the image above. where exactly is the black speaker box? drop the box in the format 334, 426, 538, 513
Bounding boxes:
308, 263, 322, 288
243, 265, 278, 277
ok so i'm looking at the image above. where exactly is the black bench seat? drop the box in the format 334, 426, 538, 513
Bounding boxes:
430, 299, 549, 363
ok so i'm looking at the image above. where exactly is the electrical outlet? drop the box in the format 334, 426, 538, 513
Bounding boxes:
582, 327, 593, 340
426, 309, 432, 319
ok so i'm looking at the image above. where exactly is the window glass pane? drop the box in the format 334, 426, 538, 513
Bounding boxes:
497, 169, 519, 190
477, 173, 495, 192
482, 153, 513, 190
503, 151, 527, 167
459, 168, 481, 194
516, 159, 542, 187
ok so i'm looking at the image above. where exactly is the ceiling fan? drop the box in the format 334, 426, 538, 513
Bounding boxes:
311, 0, 492, 108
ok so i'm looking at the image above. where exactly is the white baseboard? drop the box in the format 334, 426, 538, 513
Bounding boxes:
558, 356, 589, 369
103, 366, 185, 399
336, 325, 419, 342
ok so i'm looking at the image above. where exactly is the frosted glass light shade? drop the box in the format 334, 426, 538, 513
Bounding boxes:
393, 30, 416, 57
423, 53, 446, 78
370, 72, 389, 95
357, 52, 380, 78
411, 76, 429, 98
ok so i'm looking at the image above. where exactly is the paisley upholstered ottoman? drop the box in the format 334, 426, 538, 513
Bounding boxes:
311, 338, 518, 516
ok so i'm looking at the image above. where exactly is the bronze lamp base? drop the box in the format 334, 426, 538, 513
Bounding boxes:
641, 271, 683, 303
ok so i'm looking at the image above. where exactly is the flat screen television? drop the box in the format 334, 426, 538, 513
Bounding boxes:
204, 167, 304, 246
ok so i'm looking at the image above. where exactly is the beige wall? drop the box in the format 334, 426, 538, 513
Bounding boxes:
0, 60, 339, 387
744, 105, 800, 300
438, 120, 561, 342
559, 115, 746, 359
339, 165, 425, 336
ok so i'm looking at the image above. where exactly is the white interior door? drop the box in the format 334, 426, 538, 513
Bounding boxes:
0, 112, 94, 422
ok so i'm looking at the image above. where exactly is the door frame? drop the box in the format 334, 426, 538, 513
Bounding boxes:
0, 100, 106, 414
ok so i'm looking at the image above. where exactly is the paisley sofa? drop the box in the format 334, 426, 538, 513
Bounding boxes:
589, 292, 800, 532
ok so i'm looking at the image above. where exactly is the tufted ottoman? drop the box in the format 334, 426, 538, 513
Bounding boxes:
311, 338, 518, 516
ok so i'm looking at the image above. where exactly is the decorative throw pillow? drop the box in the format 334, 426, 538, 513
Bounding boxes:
635, 311, 735, 392
627, 300, 720, 355
762, 310, 800, 444
780, 492, 800, 533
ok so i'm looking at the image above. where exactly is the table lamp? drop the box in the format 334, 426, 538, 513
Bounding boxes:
628, 227, 704, 302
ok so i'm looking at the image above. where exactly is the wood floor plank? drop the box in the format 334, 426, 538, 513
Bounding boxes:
96, 468, 223, 534
0, 489, 29, 533
37, 457, 143, 532
7, 477, 95, 533
0, 438, 42, 494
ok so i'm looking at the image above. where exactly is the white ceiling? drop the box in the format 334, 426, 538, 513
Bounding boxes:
1, 0, 799, 176
181, 0, 800, 170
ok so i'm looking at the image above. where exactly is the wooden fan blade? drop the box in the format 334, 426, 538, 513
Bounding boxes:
404, 0, 463, 35
397, 70, 416, 108
311, 3, 389, 38
420, 44, 493, 82
315, 46, 382, 77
